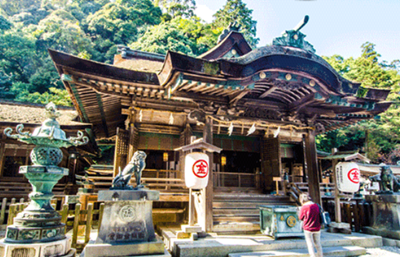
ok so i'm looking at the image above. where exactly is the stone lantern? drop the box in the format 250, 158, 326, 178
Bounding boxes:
0, 102, 88, 257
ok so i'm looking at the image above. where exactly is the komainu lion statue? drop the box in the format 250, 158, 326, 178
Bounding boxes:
369, 165, 400, 194
112, 151, 147, 189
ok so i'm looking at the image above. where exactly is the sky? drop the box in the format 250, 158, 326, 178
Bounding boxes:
194, 0, 400, 63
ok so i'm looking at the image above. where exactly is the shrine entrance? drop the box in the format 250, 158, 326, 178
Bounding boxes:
214, 151, 261, 189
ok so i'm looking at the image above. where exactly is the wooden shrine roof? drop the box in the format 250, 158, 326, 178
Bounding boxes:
49, 30, 392, 139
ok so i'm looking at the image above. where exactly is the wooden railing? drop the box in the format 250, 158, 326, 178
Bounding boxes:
213, 172, 260, 188
322, 197, 373, 232
292, 182, 353, 197
80, 168, 187, 193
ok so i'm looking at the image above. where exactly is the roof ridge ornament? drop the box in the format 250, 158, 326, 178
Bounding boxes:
272, 15, 316, 53
217, 21, 241, 44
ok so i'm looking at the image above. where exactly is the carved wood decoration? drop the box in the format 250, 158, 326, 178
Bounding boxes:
243, 107, 282, 120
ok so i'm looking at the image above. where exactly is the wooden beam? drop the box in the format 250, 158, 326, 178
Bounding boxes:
259, 86, 277, 98
180, 81, 198, 91
69, 84, 90, 122
203, 85, 224, 95
304, 130, 321, 205
229, 91, 249, 106
288, 93, 315, 113
96, 93, 109, 138
0, 133, 6, 177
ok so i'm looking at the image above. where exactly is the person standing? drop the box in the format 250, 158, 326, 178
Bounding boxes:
298, 193, 323, 257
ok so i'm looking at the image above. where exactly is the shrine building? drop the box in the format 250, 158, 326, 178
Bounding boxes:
46, 20, 391, 232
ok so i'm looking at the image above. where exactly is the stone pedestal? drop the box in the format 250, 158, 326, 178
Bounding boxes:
364, 194, 400, 239
0, 236, 75, 257
82, 189, 170, 257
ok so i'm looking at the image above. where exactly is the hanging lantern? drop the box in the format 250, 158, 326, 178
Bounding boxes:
185, 152, 209, 189
221, 156, 227, 166
336, 162, 360, 193
163, 152, 169, 162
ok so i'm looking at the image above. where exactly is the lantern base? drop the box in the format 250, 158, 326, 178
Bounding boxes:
0, 236, 75, 257
364, 194, 400, 239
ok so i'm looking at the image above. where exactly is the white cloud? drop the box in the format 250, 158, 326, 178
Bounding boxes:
194, 4, 215, 23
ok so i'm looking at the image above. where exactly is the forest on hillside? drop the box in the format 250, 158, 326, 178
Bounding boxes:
0, 0, 400, 164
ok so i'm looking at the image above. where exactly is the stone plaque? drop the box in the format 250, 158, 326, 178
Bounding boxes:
43, 244, 64, 256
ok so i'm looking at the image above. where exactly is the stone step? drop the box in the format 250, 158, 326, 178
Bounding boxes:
171, 232, 382, 257
228, 246, 366, 257
213, 202, 293, 209
213, 222, 260, 233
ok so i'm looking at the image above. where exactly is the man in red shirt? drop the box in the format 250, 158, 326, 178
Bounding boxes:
299, 193, 323, 257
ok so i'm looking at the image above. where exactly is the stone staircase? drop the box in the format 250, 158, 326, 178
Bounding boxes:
213, 189, 295, 233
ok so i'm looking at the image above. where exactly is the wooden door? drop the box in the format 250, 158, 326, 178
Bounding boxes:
261, 136, 281, 192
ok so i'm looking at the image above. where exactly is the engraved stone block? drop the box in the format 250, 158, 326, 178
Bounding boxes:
0, 235, 73, 257
11, 248, 36, 257
42, 243, 64, 257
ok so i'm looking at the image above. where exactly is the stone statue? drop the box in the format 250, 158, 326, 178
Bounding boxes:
369, 165, 400, 194
112, 151, 147, 189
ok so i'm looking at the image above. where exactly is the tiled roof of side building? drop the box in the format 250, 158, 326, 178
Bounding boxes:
0, 100, 89, 126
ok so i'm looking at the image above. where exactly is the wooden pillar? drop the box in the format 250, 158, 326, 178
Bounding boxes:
304, 130, 321, 205
127, 110, 138, 161
112, 128, 129, 177
203, 116, 214, 232
0, 133, 6, 177
331, 159, 341, 222
179, 124, 192, 180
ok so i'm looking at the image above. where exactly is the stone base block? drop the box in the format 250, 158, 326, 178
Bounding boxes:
181, 225, 202, 233
84, 238, 165, 257
363, 226, 400, 240
0, 236, 75, 257
329, 222, 350, 229
80, 248, 170, 257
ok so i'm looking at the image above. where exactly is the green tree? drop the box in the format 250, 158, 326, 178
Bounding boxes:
212, 0, 259, 47
86, 0, 162, 46
154, 0, 196, 19
33, 9, 93, 55
15, 87, 72, 106
0, 0, 41, 16
130, 17, 217, 56
318, 43, 400, 163
130, 18, 196, 55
